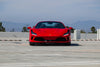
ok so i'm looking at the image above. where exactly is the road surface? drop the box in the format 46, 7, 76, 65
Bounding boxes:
0, 41, 100, 67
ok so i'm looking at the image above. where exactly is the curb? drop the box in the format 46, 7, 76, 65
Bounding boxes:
0, 40, 22, 41
71, 39, 100, 41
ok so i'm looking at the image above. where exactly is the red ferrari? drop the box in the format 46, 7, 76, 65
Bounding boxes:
28, 21, 73, 46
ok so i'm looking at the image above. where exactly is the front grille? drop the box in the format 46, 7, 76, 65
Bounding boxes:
56, 37, 66, 41
34, 37, 67, 41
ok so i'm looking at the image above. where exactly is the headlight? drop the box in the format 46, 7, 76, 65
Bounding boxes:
31, 30, 37, 35
64, 30, 69, 35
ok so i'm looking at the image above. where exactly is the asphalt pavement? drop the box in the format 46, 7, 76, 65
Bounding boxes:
0, 41, 100, 67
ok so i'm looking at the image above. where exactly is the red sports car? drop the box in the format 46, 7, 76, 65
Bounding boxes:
28, 21, 72, 46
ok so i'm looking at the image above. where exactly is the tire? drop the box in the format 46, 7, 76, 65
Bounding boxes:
64, 42, 71, 46
29, 42, 35, 46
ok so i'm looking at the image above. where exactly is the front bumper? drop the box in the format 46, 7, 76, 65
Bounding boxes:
29, 35, 71, 43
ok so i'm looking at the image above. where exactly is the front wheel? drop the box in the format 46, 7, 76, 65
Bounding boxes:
64, 42, 71, 46
29, 42, 35, 46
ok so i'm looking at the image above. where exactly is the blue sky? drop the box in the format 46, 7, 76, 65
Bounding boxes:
0, 0, 100, 24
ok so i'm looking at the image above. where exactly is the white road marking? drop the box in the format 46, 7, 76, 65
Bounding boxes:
0, 61, 100, 67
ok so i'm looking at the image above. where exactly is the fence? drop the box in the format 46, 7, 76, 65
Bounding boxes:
71, 33, 97, 40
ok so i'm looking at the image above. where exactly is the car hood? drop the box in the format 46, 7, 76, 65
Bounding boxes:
32, 28, 69, 36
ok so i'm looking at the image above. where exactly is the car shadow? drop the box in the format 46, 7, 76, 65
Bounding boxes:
70, 43, 81, 46
34, 43, 81, 46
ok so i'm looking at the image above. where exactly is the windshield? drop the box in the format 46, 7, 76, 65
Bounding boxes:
35, 22, 65, 29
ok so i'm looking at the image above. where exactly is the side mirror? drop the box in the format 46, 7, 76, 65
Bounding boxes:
69, 27, 73, 30
27, 27, 31, 29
